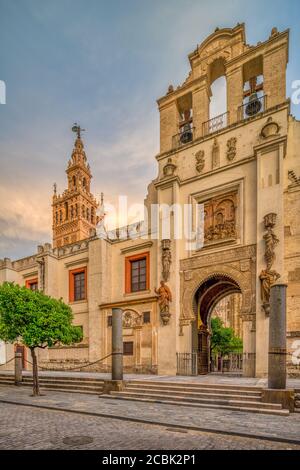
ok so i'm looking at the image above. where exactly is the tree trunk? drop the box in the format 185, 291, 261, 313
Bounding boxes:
30, 348, 40, 396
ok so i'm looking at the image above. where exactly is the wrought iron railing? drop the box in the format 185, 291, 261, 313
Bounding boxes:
176, 352, 198, 376
202, 111, 229, 136
238, 94, 266, 121
172, 126, 195, 149
210, 353, 243, 373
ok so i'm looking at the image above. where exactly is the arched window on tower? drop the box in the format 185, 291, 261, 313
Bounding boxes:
72, 175, 76, 189
75, 203, 78, 217
82, 205, 85, 218
86, 207, 90, 222
204, 58, 227, 135
55, 212, 58, 224
64, 202, 69, 221
70, 205, 74, 219
82, 177, 87, 190
91, 207, 95, 224
59, 210, 62, 223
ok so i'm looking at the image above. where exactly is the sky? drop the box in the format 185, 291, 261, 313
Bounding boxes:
0, 0, 300, 260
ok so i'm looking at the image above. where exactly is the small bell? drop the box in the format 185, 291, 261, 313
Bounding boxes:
245, 92, 262, 117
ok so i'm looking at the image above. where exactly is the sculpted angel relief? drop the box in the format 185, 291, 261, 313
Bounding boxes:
201, 191, 237, 244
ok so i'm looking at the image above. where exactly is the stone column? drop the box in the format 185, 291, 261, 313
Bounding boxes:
14, 352, 23, 385
268, 283, 287, 389
112, 308, 123, 381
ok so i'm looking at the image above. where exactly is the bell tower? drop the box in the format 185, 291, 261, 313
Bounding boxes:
52, 124, 99, 248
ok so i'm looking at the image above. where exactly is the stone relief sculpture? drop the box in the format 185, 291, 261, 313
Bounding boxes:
226, 137, 237, 161
122, 310, 141, 328
155, 281, 172, 325
212, 138, 220, 169
161, 239, 171, 282
195, 150, 205, 173
259, 213, 280, 315
203, 192, 237, 244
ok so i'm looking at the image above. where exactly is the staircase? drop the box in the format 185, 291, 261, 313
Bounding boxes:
0, 373, 105, 395
105, 379, 290, 416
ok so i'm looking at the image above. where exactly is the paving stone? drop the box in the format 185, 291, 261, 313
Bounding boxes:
0, 402, 299, 450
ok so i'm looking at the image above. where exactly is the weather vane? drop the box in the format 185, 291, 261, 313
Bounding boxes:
72, 123, 85, 139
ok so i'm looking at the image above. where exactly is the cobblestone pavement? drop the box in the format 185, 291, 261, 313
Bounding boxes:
0, 402, 299, 450
0, 385, 300, 444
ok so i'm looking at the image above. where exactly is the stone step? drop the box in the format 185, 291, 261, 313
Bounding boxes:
21, 382, 104, 393
103, 394, 289, 416
22, 377, 104, 386
126, 383, 262, 397
22, 376, 104, 385
110, 390, 283, 410
124, 386, 262, 402
0, 379, 15, 385
128, 380, 262, 392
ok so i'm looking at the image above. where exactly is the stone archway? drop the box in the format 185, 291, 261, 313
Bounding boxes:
192, 273, 242, 374
179, 246, 256, 377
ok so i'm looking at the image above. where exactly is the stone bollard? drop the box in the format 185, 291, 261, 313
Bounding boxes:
14, 352, 23, 385
268, 283, 287, 389
261, 283, 294, 411
112, 307, 123, 381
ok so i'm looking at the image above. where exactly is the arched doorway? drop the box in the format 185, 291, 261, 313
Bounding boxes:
192, 274, 242, 374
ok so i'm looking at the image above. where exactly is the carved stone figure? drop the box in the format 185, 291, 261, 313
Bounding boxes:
226, 137, 237, 161
161, 239, 171, 282
195, 150, 205, 173
212, 138, 220, 169
155, 281, 172, 325
259, 213, 280, 314
259, 269, 280, 315
263, 213, 279, 269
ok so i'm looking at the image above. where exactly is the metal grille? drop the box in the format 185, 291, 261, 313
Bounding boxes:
176, 352, 198, 376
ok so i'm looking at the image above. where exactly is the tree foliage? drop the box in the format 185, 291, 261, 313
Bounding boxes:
210, 316, 243, 357
0, 282, 83, 395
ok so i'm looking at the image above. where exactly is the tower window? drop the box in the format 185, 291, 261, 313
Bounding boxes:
83, 177, 87, 190
86, 207, 90, 221
82, 205, 85, 218
72, 175, 76, 188
91, 207, 95, 224
55, 212, 58, 224
70, 205, 74, 219
59, 210, 62, 223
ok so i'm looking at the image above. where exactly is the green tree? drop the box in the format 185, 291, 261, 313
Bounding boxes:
210, 317, 243, 358
0, 282, 82, 396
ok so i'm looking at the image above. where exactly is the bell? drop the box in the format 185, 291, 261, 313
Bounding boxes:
180, 123, 193, 144
245, 92, 262, 117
